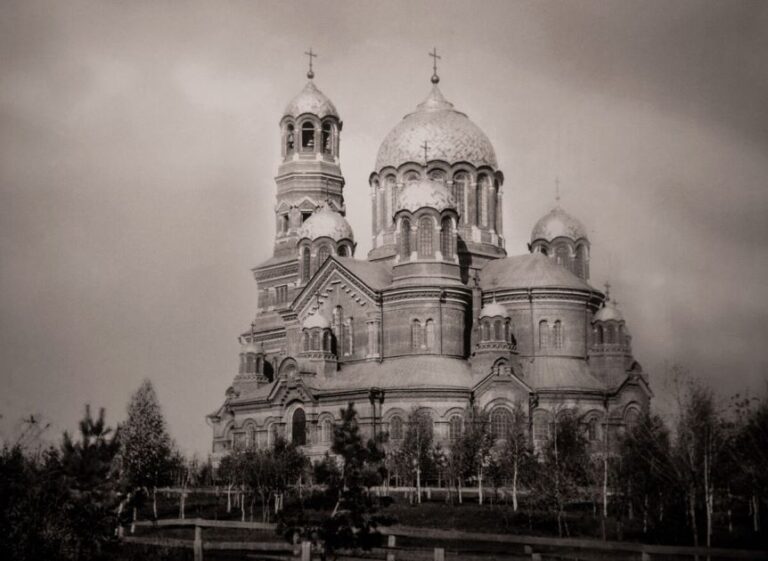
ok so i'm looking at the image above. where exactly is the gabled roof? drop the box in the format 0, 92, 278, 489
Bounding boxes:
523, 357, 605, 391
480, 253, 594, 292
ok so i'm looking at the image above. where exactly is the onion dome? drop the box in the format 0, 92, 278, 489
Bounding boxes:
241, 339, 258, 354
375, 84, 497, 171
298, 206, 354, 241
397, 178, 455, 213
303, 313, 330, 330
594, 300, 624, 322
479, 301, 508, 319
283, 80, 339, 119
531, 206, 588, 243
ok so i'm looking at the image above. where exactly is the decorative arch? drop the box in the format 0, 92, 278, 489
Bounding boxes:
278, 357, 299, 380
490, 407, 513, 440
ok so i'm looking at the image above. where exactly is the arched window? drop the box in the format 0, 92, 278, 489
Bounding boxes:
476, 175, 487, 226
425, 319, 435, 351
390, 416, 403, 441
449, 415, 463, 441
553, 320, 563, 349
286, 123, 295, 153
482, 320, 490, 342
386, 175, 396, 227
575, 244, 588, 278
322, 122, 332, 154
587, 417, 599, 441
491, 409, 512, 440
317, 245, 331, 267
454, 173, 467, 224
256, 356, 262, 373
323, 330, 332, 352
533, 411, 550, 440
302, 331, 309, 352
404, 171, 420, 184
311, 330, 320, 350
338, 245, 348, 257
246, 353, 255, 373
440, 217, 452, 259
377, 184, 386, 231
400, 218, 411, 260
321, 419, 333, 443
247, 425, 257, 449
411, 319, 422, 350
418, 216, 433, 258
606, 324, 615, 344
555, 244, 570, 269
280, 214, 289, 233
292, 408, 306, 445
596, 324, 604, 344
625, 408, 641, 430
344, 319, 354, 355
618, 324, 625, 345
494, 320, 502, 341
539, 320, 549, 349
301, 247, 311, 282
301, 122, 315, 151
504, 320, 511, 343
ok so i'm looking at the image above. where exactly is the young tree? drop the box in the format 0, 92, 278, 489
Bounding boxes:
119, 379, 174, 522
497, 400, 532, 511
450, 405, 492, 505
396, 408, 435, 503
57, 406, 122, 559
318, 403, 391, 559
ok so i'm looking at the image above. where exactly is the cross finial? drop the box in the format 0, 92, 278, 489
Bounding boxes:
429, 47, 441, 84
250, 321, 256, 340
555, 177, 561, 204
304, 48, 318, 79
603, 282, 611, 301
421, 139, 429, 165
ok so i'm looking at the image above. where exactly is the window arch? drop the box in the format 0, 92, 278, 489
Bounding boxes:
494, 320, 503, 341
539, 320, 549, 349
337, 245, 348, 257
449, 415, 463, 441
400, 218, 411, 260
317, 245, 331, 267
533, 411, 550, 440
390, 416, 404, 441
292, 408, 306, 445
586, 417, 599, 441
425, 319, 435, 351
411, 319, 422, 350
321, 419, 333, 443
440, 217, 452, 259
454, 173, 468, 224
285, 123, 295, 153
553, 320, 563, 349
301, 121, 315, 151
555, 244, 570, 269
322, 122, 332, 154
418, 216, 433, 258
624, 407, 641, 430
491, 408, 512, 440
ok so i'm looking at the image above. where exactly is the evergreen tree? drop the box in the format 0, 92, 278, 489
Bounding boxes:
119, 379, 173, 520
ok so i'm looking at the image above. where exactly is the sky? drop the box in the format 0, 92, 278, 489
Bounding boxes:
1, 0, 767, 455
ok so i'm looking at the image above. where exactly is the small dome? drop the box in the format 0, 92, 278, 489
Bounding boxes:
398, 178, 455, 213
479, 301, 508, 318
283, 80, 339, 119
299, 206, 354, 241
531, 206, 588, 242
594, 301, 624, 322
376, 84, 497, 171
241, 339, 258, 354
303, 313, 330, 330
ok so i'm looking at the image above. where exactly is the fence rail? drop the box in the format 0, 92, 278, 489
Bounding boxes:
123, 517, 768, 560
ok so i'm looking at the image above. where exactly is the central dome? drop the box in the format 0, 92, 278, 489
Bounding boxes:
375, 84, 497, 171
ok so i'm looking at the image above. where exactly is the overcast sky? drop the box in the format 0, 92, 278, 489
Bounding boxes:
1, 0, 766, 455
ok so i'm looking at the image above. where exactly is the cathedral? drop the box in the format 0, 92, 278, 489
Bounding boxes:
207, 56, 651, 461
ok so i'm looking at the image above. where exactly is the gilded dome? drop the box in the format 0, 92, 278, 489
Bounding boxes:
375, 84, 497, 171
397, 178, 455, 213
479, 301, 508, 318
531, 206, 588, 242
299, 206, 354, 241
283, 80, 339, 119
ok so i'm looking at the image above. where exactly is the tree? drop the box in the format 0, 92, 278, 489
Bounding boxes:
533, 410, 590, 537
395, 408, 435, 503
450, 405, 492, 505
119, 379, 174, 522
496, 401, 532, 511
315, 403, 392, 559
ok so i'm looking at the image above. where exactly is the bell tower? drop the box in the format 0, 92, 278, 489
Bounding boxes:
273, 49, 346, 260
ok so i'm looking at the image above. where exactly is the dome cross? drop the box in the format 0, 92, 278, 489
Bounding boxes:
304, 47, 318, 79
429, 47, 441, 84
421, 139, 429, 165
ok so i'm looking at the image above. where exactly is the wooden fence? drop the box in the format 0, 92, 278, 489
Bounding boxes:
124, 517, 767, 560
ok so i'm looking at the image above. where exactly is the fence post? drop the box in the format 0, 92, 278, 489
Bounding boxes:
434, 547, 444, 561
193, 524, 203, 561
641, 553, 651, 561
300, 540, 311, 561
388, 535, 396, 548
